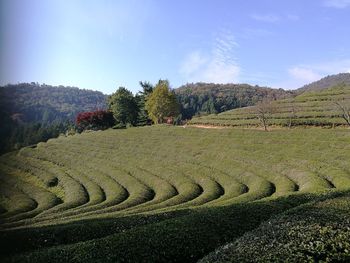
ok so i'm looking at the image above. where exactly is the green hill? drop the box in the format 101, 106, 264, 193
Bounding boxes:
1, 125, 350, 262
175, 82, 292, 119
297, 72, 350, 93
0, 83, 107, 124
189, 84, 350, 128
0, 83, 107, 153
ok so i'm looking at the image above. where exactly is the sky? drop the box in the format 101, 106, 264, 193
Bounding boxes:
1, 0, 350, 94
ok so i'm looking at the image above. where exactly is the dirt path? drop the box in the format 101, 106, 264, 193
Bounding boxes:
183, 124, 227, 129
184, 124, 298, 131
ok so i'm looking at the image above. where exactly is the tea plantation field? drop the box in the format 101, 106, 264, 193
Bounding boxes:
1, 126, 350, 262
190, 85, 350, 128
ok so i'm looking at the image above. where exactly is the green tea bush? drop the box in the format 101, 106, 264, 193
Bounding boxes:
0, 125, 349, 262
200, 192, 350, 263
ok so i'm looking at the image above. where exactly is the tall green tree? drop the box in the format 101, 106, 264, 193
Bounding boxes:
108, 87, 139, 126
145, 80, 179, 124
135, 81, 154, 126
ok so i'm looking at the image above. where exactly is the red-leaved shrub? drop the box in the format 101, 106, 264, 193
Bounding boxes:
76, 110, 114, 132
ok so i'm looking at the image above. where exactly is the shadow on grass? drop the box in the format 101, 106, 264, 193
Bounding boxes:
200, 191, 350, 262
1, 190, 348, 263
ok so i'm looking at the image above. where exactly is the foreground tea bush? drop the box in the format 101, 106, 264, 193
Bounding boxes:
2, 192, 347, 263
200, 192, 350, 263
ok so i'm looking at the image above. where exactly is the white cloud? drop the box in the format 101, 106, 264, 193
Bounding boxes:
179, 51, 207, 77
249, 13, 300, 25
201, 62, 240, 84
273, 59, 350, 89
288, 67, 322, 83
307, 59, 350, 74
324, 0, 350, 8
250, 14, 280, 23
180, 31, 240, 83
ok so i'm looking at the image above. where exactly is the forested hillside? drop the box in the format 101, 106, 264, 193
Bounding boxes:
0, 83, 107, 153
0, 83, 107, 124
175, 83, 293, 119
297, 73, 350, 93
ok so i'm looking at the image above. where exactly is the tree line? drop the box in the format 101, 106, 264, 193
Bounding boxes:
0, 83, 106, 154
0, 80, 296, 154
77, 80, 180, 131
175, 82, 293, 119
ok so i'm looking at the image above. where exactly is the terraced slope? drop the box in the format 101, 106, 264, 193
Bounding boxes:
1, 126, 350, 262
189, 85, 350, 127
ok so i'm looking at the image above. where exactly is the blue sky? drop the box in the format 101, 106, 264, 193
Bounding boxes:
1, 0, 350, 94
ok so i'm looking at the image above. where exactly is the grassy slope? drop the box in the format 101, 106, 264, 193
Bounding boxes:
189, 85, 350, 127
0, 126, 350, 262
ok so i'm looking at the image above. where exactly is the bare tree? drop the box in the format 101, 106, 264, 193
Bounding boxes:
334, 99, 350, 127
288, 104, 299, 129
254, 99, 276, 131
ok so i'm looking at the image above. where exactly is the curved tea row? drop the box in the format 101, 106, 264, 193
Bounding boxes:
1, 126, 350, 229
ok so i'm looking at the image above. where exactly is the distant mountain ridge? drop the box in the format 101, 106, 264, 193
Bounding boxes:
0, 83, 108, 154
297, 73, 350, 93
0, 83, 107, 124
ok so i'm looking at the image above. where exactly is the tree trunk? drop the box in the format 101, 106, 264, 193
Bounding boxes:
344, 114, 350, 126
263, 119, 268, 131
258, 115, 268, 131
335, 101, 350, 127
